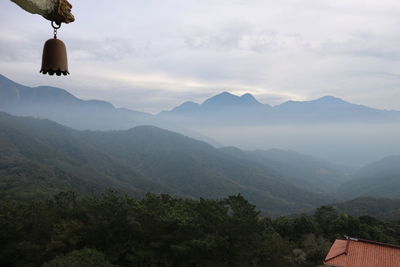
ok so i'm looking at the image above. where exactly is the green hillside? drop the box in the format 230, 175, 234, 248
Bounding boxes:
338, 155, 400, 199
333, 197, 400, 221
220, 147, 351, 192
0, 112, 332, 216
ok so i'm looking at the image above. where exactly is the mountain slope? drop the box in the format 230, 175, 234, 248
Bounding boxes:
0, 74, 152, 129
0, 112, 165, 198
202, 92, 269, 109
165, 92, 270, 115
273, 96, 395, 123
333, 197, 400, 221
159, 92, 271, 126
220, 147, 352, 192
0, 112, 333, 216
338, 156, 400, 199
79, 126, 336, 215
0, 74, 219, 146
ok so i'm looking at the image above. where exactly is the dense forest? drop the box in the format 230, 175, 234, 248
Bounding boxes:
1, 191, 399, 267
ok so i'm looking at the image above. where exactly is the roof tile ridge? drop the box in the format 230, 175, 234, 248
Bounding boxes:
356, 238, 400, 249
345, 238, 350, 255
325, 239, 350, 262
324, 251, 347, 263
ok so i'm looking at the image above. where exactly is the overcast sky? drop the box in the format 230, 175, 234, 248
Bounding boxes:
1, 0, 400, 113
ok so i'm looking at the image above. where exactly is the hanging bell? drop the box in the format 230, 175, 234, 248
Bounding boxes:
40, 22, 69, 76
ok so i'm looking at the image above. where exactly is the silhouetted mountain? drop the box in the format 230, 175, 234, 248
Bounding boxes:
160, 92, 400, 126
0, 74, 218, 146
159, 92, 271, 126
338, 156, 400, 199
166, 92, 269, 116
202, 92, 268, 108
159, 92, 400, 166
0, 74, 150, 127
3, 74, 400, 167
273, 95, 395, 123
169, 101, 201, 114
220, 147, 352, 192
0, 74, 115, 110
2, 73, 399, 138
276, 96, 361, 112
0, 111, 334, 216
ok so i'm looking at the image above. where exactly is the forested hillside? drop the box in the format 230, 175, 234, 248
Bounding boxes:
333, 197, 400, 221
220, 147, 351, 192
338, 155, 400, 199
0, 112, 333, 216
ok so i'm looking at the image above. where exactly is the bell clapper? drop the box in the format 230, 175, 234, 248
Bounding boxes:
40, 21, 70, 76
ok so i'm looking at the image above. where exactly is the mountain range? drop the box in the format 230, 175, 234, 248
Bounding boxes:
1, 109, 399, 217
1, 73, 400, 216
0, 74, 218, 146
159, 91, 400, 126
0, 111, 340, 216
3, 73, 400, 166
2, 73, 400, 131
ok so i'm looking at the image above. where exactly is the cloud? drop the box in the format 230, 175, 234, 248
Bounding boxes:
68, 36, 140, 61
1, 0, 400, 113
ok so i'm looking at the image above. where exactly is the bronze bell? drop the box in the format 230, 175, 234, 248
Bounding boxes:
40, 37, 69, 76
40, 22, 69, 76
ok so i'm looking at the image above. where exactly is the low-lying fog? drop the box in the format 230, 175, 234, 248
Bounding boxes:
194, 123, 400, 167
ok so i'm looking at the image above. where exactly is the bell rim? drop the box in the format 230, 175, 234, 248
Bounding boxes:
40, 68, 70, 76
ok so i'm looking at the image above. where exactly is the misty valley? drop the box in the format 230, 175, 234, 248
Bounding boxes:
1, 74, 400, 266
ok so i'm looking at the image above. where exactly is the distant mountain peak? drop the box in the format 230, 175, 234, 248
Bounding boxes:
240, 93, 257, 101
277, 95, 359, 110
219, 91, 235, 97
202, 92, 237, 105
241, 93, 254, 98
180, 101, 200, 107
166, 101, 201, 114
202, 91, 267, 108
316, 95, 347, 103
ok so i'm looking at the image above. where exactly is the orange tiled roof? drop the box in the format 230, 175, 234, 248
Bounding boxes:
324, 237, 400, 267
